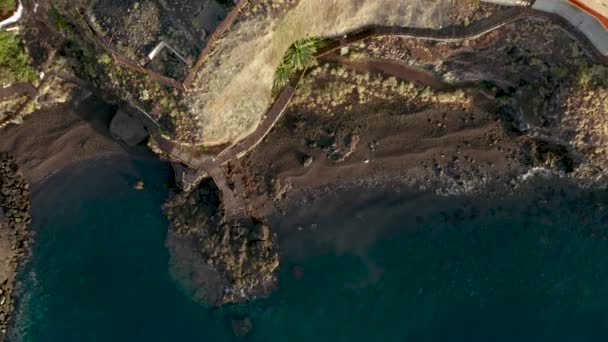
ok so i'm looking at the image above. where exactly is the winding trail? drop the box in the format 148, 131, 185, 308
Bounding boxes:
320, 55, 448, 90
201, 7, 605, 218
179, 5, 608, 167
82, 4, 608, 220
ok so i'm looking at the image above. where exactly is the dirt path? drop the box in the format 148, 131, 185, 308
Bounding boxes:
320, 54, 448, 90
0, 82, 37, 101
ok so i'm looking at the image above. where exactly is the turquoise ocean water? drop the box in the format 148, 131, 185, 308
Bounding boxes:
13, 159, 608, 341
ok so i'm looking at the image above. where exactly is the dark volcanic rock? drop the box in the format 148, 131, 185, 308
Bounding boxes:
164, 180, 279, 305
109, 109, 149, 146
302, 155, 313, 168
0, 153, 31, 338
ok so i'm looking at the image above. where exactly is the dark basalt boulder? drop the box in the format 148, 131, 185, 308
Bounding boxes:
109, 109, 149, 146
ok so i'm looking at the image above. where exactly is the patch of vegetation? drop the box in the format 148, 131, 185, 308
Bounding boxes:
479, 80, 496, 89
588, 65, 608, 87
0, 32, 37, 84
292, 64, 466, 115
576, 63, 608, 87
48, 7, 71, 33
273, 36, 326, 91
550, 66, 568, 80
577, 64, 593, 86
0, 0, 15, 12
47, 6, 185, 137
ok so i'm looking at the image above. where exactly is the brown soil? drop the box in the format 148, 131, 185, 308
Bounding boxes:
320, 54, 448, 90
237, 74, 529, 218
0, 93, 154, 187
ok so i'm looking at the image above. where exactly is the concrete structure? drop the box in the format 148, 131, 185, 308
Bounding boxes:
534, 0, 608, 56
147, 41, 190, 65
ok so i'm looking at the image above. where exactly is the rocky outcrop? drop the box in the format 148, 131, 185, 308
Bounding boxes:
0, 153, 31, 338
164, 180, 279, 306
109, 109, 149, 146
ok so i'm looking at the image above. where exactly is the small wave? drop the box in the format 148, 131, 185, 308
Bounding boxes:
435, 176, 488, 197
517, 167, 557, 183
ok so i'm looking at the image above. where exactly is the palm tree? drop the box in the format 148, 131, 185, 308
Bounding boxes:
273, 62, 291, 89
284, 37, 321, 70
273, 37, 325, 92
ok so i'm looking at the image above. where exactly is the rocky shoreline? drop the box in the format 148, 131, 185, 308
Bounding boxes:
0, 153, 31, 340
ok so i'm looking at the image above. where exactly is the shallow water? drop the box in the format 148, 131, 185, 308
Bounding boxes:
13, 159, 608, 341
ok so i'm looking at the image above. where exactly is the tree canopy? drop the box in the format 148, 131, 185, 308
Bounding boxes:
0, 32, 36, 84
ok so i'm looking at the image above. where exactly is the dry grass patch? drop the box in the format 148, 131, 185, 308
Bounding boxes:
185, 0, 462, 145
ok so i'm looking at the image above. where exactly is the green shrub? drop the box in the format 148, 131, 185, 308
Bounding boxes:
99, 53, 112, 65
576, 64, 592, 86
550, 66, 568, 80
495, 95, 512, 107
48, 7, 71, 32
0, 32, 37, 84
589, 65, 608, 87
0, 0, 16, 12
576, 63, 608, 87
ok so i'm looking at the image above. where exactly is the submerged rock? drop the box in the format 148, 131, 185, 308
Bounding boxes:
231, 317, 253, 337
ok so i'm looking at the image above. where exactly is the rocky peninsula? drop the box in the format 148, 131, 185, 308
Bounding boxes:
165, 179, 279, 305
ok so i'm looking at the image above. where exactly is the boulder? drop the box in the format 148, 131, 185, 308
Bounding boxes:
303, 155, 313, 168
231, 317, 253, 337
109, 110, 149, 146
133, 180, 144, 190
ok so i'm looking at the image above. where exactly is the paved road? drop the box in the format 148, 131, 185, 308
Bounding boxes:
534, 0, 608, 56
